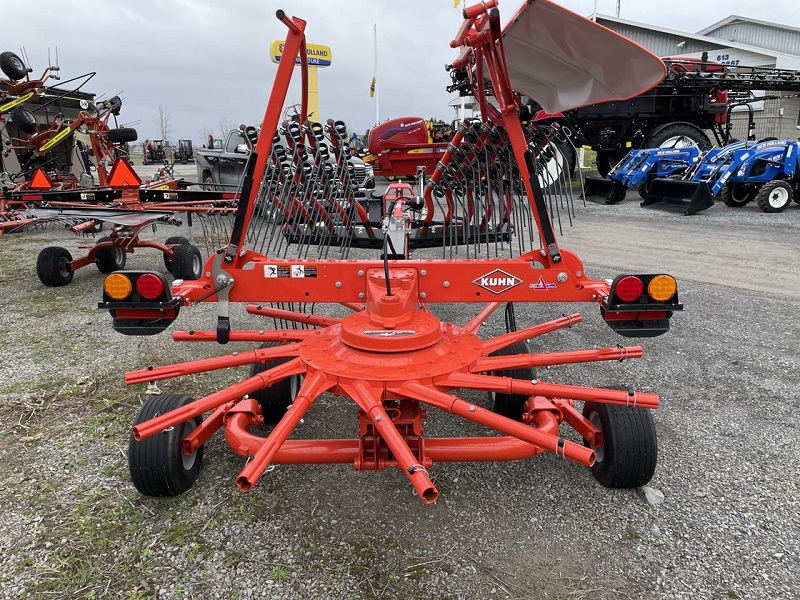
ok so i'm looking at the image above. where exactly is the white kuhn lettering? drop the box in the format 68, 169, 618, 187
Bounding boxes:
472, 269, 522, 294
481, 277, 517, 287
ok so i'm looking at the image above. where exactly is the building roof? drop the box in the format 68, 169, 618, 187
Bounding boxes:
593, 13, 799, 62
697, 15, 800, 37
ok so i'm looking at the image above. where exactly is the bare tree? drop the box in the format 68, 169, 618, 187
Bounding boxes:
156, 105, 174, 144
200, 124, 215, 148
218, 118, 238, 139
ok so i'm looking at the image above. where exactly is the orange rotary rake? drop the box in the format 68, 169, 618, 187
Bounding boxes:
100, 1, 679, 503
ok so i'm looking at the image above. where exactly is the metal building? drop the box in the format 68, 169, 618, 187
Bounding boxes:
594, 14, 800, 141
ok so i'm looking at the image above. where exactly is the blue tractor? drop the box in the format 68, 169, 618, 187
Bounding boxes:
644, 139, 800, 213
601, 146, 702, 204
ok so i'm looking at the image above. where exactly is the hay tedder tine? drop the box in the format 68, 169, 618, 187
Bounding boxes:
463, 302, 504, 334
125, 344, 300, 384
235, 371, 334, 492
172, 329, 315, 343
131, 358, 306, 441
343, 381, 439, 503
395, 382, 595, 466
481, 313, 582, 355
473, 345, 644, 372
437, 372, 659, 409
245, 304, 343, 327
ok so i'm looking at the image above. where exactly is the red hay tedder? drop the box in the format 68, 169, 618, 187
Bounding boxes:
100, 1, 681, 503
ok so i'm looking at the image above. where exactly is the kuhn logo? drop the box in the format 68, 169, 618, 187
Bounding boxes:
473, 269, 522, 294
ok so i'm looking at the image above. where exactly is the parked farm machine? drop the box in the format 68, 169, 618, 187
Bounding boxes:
100, 1, 682, 503
591, 138, 800, 214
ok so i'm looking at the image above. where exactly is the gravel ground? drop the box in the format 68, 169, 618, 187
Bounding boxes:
0, 182, 798, 599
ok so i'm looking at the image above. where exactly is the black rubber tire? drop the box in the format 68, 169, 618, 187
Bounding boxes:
487, 341, 535, 421
534, 140, 574, 191
202, 174, 216, 191
36, 246, 74, 287
107, 127, 138, 143
721, 183, 755, 207
645, 124, 712, 151
595, 151, 626, 178
94, 236, 126, 273
128, 394, 203, 497
251, 341, 302, 424
755, 180, 793, 213
163, 236, 191, 271
582, 397, 657, 488
10, 107, 37, 135
170, 243, 202, 280
0, 51, 27, 80
637, 180, 652, 200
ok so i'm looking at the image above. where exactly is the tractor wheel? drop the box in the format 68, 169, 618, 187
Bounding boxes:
36, 246, 74, 287
721, 183, 755, 207
487, 341, 535, 421
645, 124, 711, 151
129, 394, 203, 497
9, 107, 37, 135
534, 140, 574, 192
107, 127, 138, 144
637, 180, 652, 200
162, 236, 190, 272
0, 51, 27, 80
170, 243, 202, 280
95, 236, 126, 273
251, 341, 302, 424
755, 180, 793, 213
582, 397, 657, 488
595, 151, 626, 178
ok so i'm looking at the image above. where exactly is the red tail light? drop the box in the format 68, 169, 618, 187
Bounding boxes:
135, 273, 166, 300
615, 276, 644, 302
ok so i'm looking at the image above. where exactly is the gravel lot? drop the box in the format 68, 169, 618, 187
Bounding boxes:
0, 180, 798, 599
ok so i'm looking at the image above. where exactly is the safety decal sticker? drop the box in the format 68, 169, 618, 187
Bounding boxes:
472, 269, 523, 294
264, 265, 289, 278
529, 276, 557, 290
264, 265, 318, 278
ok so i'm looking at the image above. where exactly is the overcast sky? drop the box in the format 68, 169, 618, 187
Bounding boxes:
7, 0, 800, 143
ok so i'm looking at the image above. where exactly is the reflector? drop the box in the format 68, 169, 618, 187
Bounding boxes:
104, 273, 133, 300
616, 276, 644, 302
135, 273, 165, 300
648, 275, 677, 302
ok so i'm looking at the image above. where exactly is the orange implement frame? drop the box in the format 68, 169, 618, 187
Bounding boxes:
119, 4, 676, 503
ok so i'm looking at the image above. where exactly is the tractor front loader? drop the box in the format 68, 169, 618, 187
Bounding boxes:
99, 1, 682, 504
644, 138, 800, 213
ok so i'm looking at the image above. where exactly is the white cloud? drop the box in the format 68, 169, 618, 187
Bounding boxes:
5, 0, 797, 142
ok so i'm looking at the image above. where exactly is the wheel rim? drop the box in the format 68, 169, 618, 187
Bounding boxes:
191, 253, 201, 276
769, 187, 790, 208
587, 411, 605, 463
288, 374, 301, 402
660, 135, 697, 149
58, 257, 71, 278
535, 142, 567, 188
732, 187, 750, 203
181, 419, 198, 470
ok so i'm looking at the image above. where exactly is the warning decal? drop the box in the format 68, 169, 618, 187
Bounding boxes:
264, 264, 317, 278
